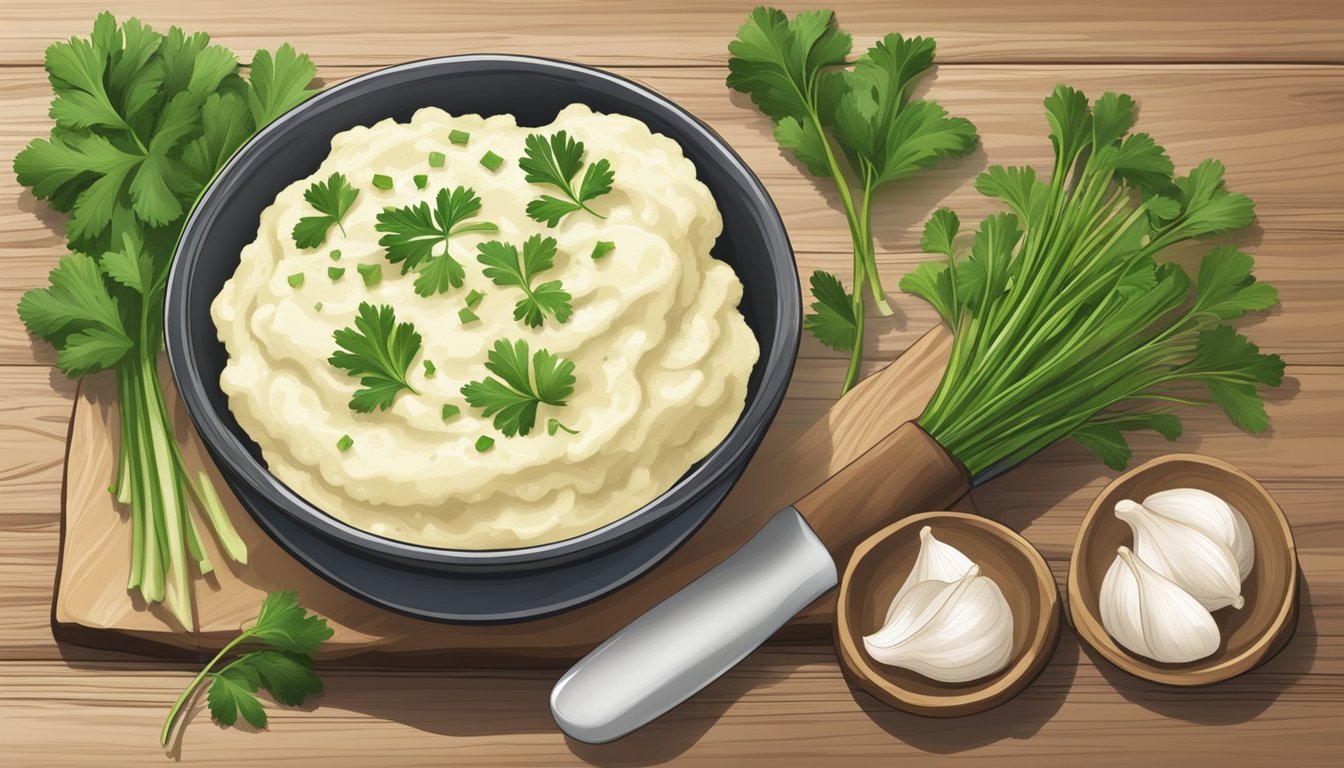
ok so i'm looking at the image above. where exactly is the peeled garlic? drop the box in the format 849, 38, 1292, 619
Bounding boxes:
1115, 499, 1245, 611
1100, 546, 1221, 663
863, 564, 1015, 683
1143, 488, 1254, 580
890, 526, 975, 616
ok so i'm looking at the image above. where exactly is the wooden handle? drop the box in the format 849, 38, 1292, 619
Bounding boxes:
794, 421, 970, 567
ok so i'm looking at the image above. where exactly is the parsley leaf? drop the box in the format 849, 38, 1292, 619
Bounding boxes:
1072, 414, 1183, 471
727, 8, 977, 392
476, 235, 573, 328
375, 186, 498, 296
329, 302, 422, 413
292, 172, 358, 248
163, 591, 332, 744
519, 130, 614, 226
461, 339, 576, 437
18, 253, 133, 376
803, 270, 856, 352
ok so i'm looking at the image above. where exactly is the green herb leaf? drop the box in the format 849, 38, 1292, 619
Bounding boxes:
357, 262, 382, 287
519, 131, 614, 226
292, 172, 358, 248
903, 85, 1279, 475
476, 235, 573, 328
462, 339, 576, 437
246, 43, 318, 127
727, 8, 976, 391
591, 240, 615, 260
164, 591, 331, 745
329, 302, 422, 413
375, 186, 497, 296
18, 253, 133, 376
803, 271, 856, 353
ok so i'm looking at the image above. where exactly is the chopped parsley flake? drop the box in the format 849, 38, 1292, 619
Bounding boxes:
287, 273, 305, 287
357, 262, 382, 287
413, 174, 428, 190
372, 174, 394, 190
428, 151, 445, 167
337, 435, 353, 452
449, 129, 470, 146
423, 359, 436, 378
480, 151, 503, 171
474, 435, 495, 452
329, 249, 342, 261
442, 404, 460, 421
465, 289, 485, 309
458, 307, 479, 324
591, 240, 615, 260
328, 266, 345, 281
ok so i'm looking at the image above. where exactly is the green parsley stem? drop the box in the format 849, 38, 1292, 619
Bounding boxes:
160, 629, 256, 746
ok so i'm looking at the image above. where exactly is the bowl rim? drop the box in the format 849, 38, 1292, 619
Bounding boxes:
1066, 452, 1300, 686
165, 53, 801, 567
834, 511, 1062, 717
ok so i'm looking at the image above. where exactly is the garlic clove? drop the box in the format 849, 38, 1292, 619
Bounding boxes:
1100, 546, 1220, 664
1115, 499, 1245, 611
864, 564, 1016, 684
1142, 488, 1254, 581
889, 526, 976, 618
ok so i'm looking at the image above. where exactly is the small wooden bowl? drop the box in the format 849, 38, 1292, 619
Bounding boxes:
1068, 453, 1298, 686
835, 511, 1061, 717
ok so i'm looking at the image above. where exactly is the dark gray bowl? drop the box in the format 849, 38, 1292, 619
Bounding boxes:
165, 55, 798, 618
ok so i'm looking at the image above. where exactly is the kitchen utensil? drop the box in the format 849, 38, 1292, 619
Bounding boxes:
834, 511, 1060, 717
551, 421, 977, 741
163, 55, 800, 620
1069, 453, 1298, 685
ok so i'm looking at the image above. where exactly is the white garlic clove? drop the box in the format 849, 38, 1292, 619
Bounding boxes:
889, 526, 976, 619
1100, 546, 1221, 664
863, 564, 1016, 684
1115, 499, 1245, 611
1142, 488, 1254, 581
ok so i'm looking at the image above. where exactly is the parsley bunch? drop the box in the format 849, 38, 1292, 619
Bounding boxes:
13, 13, 317, 627
160, 591, 333, 746
905, 87, 1282, 474
727, 7, 978, 393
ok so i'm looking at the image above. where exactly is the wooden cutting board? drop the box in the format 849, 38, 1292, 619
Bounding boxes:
54, 326, 973, 662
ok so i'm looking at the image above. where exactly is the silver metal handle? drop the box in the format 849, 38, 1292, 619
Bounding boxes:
550, 507, 838, 743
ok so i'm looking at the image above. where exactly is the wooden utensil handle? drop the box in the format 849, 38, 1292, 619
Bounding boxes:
794, 421, 970, 567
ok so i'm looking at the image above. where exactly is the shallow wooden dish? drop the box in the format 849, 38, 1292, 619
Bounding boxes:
835, 511, 1061, 717
1068, 453, 1299, 686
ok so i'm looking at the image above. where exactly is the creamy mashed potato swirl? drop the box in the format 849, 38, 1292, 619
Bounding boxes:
213, 104, 759, 549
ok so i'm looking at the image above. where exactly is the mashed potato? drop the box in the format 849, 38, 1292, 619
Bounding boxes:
212, 104, 759, 549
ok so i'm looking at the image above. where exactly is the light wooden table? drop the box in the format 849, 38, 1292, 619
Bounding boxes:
2, 1, 1342, 765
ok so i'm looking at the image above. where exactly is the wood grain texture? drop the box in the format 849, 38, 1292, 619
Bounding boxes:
54, 331, 971, 658
1, 1, 1343, 764
4, 0, 1343, 66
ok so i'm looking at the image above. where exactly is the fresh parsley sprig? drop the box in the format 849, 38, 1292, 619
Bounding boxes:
519, 130, 614, 226
727, 8, 978, 392
292, 172, 358, 248
476, 234, 573, 328
13, 13, 316, 627
375, 186, 499, 296
904, 86, 1281, 473
329, 302, 422, 413
462, 339, 576, 437
160, 591, 333, 746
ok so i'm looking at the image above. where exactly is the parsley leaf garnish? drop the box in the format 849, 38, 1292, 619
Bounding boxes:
803, 270, 857, 352
461, 339, 576, 437
328, 302, 422, 412
161, 591, 332, 745
375, 186, 498, 296
292, 172, 358, 248
519, 130, 614, 226
476, 234, 573, 328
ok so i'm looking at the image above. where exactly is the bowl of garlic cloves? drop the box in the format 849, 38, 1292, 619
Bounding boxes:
1068, 453, 1299, 685
834, 511, 1061, 717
